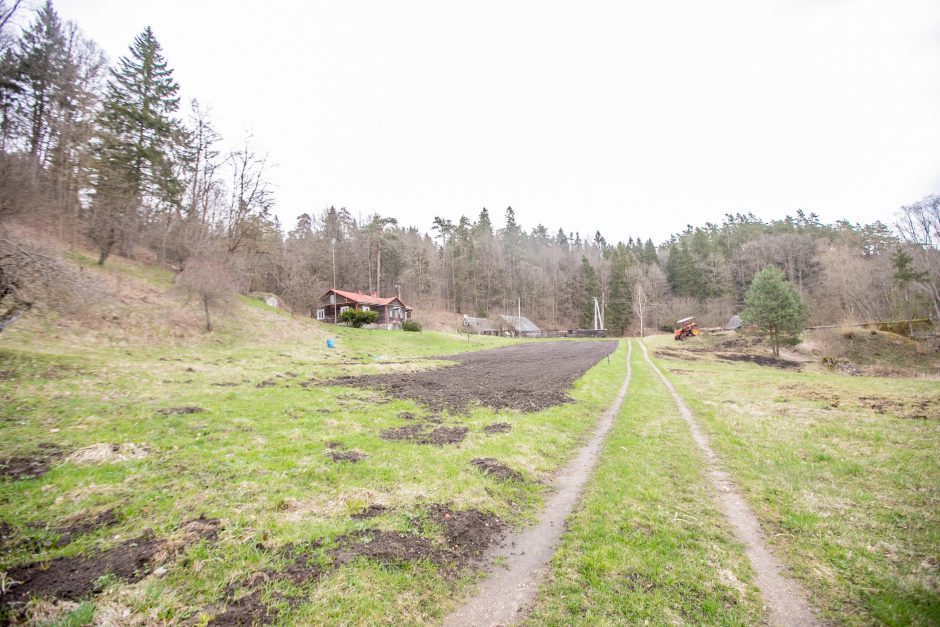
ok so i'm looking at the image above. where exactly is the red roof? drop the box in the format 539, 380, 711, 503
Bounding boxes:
326, 289, 412, 309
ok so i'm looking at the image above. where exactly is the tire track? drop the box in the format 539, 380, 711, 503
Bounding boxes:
638, 339, 819, 627
444, 340, 634, 627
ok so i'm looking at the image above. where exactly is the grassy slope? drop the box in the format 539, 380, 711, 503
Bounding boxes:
0, 256, 629, 624
527, 341, 765, 626
646, 334, 940, 626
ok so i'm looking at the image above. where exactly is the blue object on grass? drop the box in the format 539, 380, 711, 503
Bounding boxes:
326, 338, 334, 348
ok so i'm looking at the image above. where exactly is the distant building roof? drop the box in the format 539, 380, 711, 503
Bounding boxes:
322, 289, 412, 310
497, 315, 541, 333
462, 315, 499, 332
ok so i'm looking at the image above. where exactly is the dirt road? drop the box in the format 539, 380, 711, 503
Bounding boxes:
638, 340, 819, 627
445, 341, 633, 626
340, 340, 618, 413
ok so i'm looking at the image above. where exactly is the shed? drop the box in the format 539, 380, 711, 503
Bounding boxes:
724, 314, 743, 331
462, 315, 499, 335
497, 315, 542, 338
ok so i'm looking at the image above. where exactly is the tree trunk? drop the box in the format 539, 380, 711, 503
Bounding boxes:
203, 297, 212, 331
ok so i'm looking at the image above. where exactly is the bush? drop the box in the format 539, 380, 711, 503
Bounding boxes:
339, 309, 378, 328
402, 320, 422, 332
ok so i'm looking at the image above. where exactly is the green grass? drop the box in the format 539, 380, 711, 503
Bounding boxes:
527, 341, 765, 625
646, 334, 940, 626
0, 308, 626, 624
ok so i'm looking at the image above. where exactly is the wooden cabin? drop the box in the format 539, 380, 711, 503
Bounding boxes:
317, 289, 413, 328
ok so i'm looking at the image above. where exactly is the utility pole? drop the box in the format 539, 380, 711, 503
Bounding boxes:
331, 237, 337, 324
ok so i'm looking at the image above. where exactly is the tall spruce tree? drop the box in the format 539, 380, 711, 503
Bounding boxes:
92, 26, 182, 264
578, 255, 599, 328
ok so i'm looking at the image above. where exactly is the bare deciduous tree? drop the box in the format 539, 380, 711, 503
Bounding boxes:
174, 255, 238, 331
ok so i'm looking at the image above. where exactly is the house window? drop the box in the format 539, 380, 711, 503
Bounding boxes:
391, 306, 401, 319
339, 306, 349, 314
316, 309, 325, 320
361, 306, 370, 311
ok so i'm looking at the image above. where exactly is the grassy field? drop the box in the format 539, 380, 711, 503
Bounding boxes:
527, 340, 766, 625
0, 297, 627, 624
646, 334, 940, 626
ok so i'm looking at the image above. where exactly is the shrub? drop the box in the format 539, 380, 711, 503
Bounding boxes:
402, 320, 422, 332
339, 309, 378, 328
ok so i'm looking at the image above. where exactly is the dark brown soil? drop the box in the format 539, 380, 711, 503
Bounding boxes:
210, 382, 239, 387
380, 424, 468, 445
336, 340, 618, 413
0, 444, 63, 480
715, 353, 801, 370
0, 516, 221, 610
483, 422, 512, 434
398, 411, 417, 420
429, 505, 504, 559
55, 509, 120, 547
333, 530, 435, 565
1, 533, 162, 604
351, 505, 388, 520
206, 589, 276, 626
330, 450, 367, 463
470, 458, 524, 482
255, 380, 276, 388
159, 406, 205, 415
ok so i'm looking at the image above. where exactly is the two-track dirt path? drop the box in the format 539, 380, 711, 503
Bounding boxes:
444, 341, 634, 627
638, 340, 819, 627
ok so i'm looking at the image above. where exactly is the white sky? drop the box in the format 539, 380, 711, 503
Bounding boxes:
49, 0, 940, 243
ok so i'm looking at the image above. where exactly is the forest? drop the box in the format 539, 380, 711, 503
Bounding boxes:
1, 1, 938, 335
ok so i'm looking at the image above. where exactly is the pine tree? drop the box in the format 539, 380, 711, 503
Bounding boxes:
92, 26, 182, 264
12, 1, 69, 161
742, 266, 809, 357
606, 248, 631, 335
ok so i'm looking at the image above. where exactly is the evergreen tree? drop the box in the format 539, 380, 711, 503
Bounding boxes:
92, 26, 182, 264
578, 255, 599, 328
742, 266, 809, 357
12, 1, 69, 160
605, 247, 632, 335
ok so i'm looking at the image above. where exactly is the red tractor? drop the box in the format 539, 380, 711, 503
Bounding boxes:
674, 316, 701, 341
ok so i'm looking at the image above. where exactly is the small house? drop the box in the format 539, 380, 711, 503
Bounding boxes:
317, 289, 413, 328
497, 314, 542, 338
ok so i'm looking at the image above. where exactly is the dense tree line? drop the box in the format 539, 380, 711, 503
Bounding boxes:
1, 1, 937, 334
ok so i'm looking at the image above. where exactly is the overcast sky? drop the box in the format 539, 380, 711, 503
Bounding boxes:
50, 0, 940, 243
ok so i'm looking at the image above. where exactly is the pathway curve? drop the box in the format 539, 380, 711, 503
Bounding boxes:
638, 339, 819, 627
444, 341, 634, 627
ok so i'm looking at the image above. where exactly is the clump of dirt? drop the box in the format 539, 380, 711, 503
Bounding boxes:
1, 516, 221, 612
398, 411, 416, 420
483, 422, 512, 434
256, 380, 276, 388
210, 382, 239, 387
64, 443, 150, 465
55, 508, 120, 546
333, 530, 436, 565
206, 589, 276, 626
470, 458, 524, 482
0, 444, 63, 480
715, 353, 801, 370
858, 395, 940, 420
335, 340, 618, 413
1, 533, 161, 605
330, 450, 366, 463
429, 505, 504, 559
351, 505, 388, 520
159, 406, 205, 415
380, 425, 468, 445
779, 383, 840, 403
325, 441, 342, 449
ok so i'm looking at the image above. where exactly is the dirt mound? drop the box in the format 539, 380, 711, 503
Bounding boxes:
334, 530, 435, 565
158, 406, 205, 415
470, 458, 524, 482
338, 340, 618, 413
0, 444, 63, 480
0, 517, 221, 612
55, 509, 120, 547
858, 395, 940, 420
330, 450, 367, 462
483, 422, 512, 434
351, 505, 388, 520
715, 353, 801, 369
429, 505, 504, 559
64, 443, 150, 465
380, 424, 468, 445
